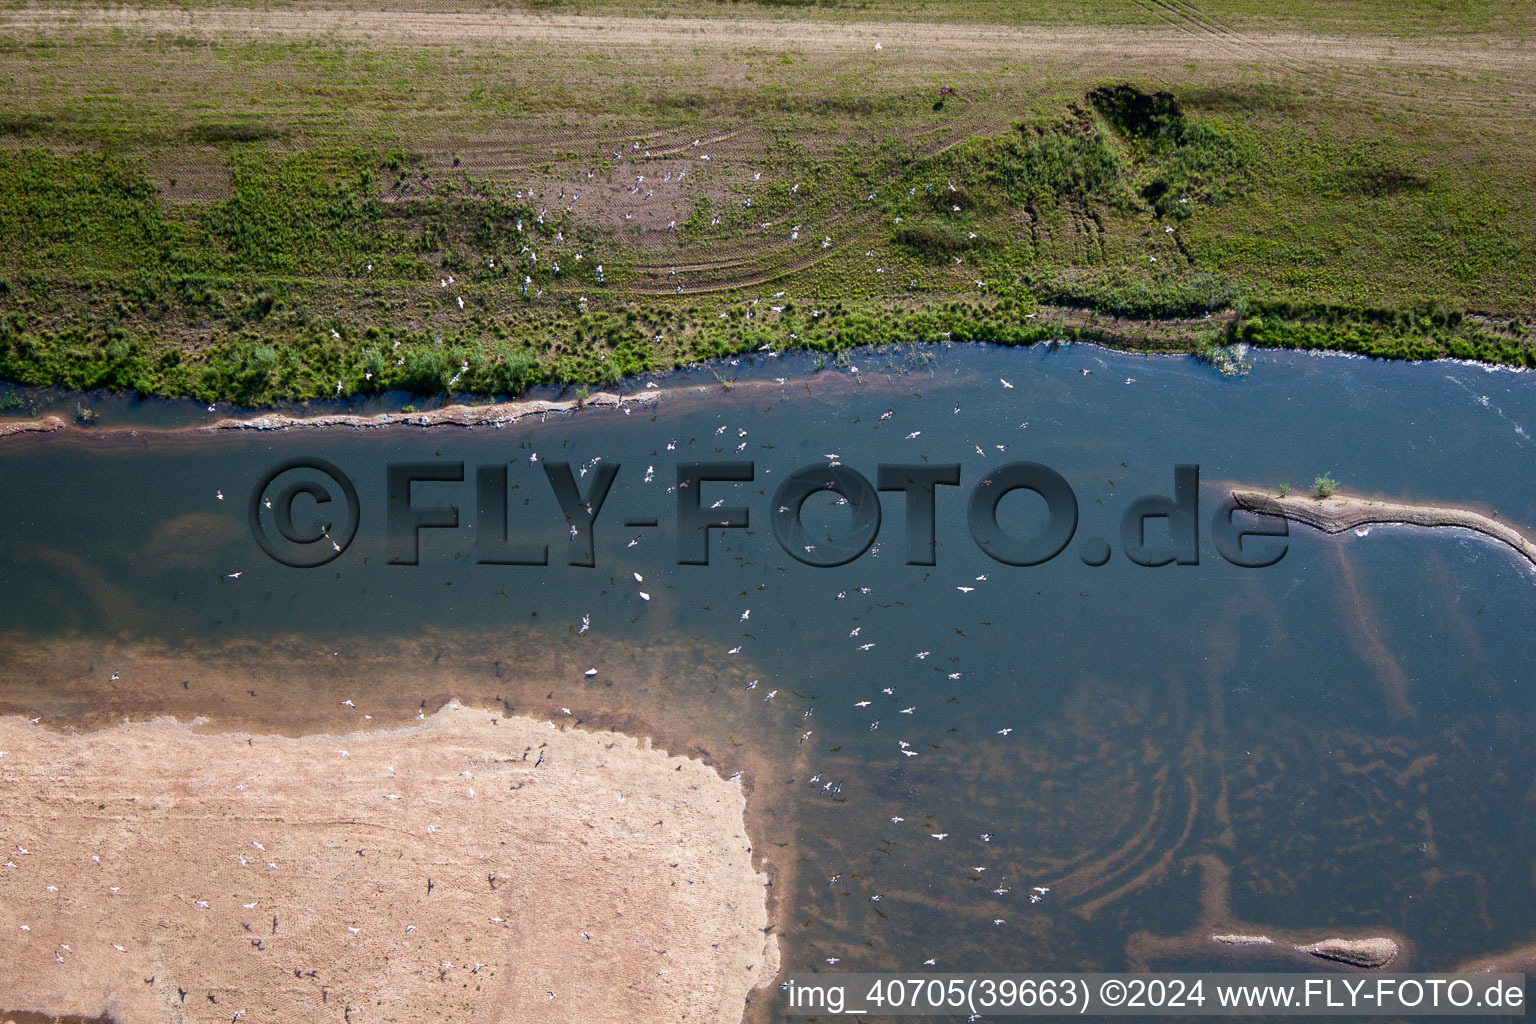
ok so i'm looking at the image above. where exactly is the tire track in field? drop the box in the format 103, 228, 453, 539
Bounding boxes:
1142, 0, 1534, 117
7, 6, 1529, 74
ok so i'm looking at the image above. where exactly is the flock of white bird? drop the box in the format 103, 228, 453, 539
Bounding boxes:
552, 377, 1119, 981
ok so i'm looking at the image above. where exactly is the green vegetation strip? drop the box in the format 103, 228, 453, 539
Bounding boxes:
1, 36, 1532, 404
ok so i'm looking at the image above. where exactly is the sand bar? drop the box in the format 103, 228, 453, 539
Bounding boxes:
0, 415, 65, 440
0, 703, 779, 1023
203, 390, 653, 432
1233, 490, 1536, 571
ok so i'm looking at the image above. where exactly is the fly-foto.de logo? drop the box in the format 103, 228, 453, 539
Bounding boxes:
249, 459, 1288, 570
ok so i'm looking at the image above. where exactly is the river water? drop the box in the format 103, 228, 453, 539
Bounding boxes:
2, 342, 1535, 997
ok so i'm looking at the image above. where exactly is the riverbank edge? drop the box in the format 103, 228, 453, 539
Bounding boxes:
4, 334, 1533, 444
1232, 489, 1536, 571
0, 390, 655, 441
202, 388, 651, 431
2, 302, 1530, 413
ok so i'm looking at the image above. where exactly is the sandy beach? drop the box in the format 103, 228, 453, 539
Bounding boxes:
0, 704, 780, 1023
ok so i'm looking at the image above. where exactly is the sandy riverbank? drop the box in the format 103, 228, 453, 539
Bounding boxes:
0, 392, 658, 444
0, 703, 779, 1023
1232, 490, 1536, 571
203, 390, 654, 432
0, 415, 65, 439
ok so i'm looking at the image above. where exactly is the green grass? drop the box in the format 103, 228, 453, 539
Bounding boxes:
1, 6, 1533, 404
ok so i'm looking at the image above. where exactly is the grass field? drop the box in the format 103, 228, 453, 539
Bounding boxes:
0, 0, 1533, 404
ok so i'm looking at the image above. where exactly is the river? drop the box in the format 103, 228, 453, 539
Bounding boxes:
2, 341, 1534, 996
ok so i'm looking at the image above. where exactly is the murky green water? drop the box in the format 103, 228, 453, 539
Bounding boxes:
3, 343, 1535, 997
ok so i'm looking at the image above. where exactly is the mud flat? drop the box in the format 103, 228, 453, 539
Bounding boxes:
1233, 490, 1536, 571
0, 704, 779, 1023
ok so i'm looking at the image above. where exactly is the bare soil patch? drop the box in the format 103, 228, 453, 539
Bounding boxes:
0, 703, 779, 1023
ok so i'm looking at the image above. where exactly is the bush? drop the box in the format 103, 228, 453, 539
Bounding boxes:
478, 345, 540, 395
1088, 84, 1184, 141
1313, 473, 1338, 499
398, 348, 454, 395
357, 348, 387, 391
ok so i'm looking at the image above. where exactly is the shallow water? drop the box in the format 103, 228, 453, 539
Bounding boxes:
3, 343, 1536, 998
